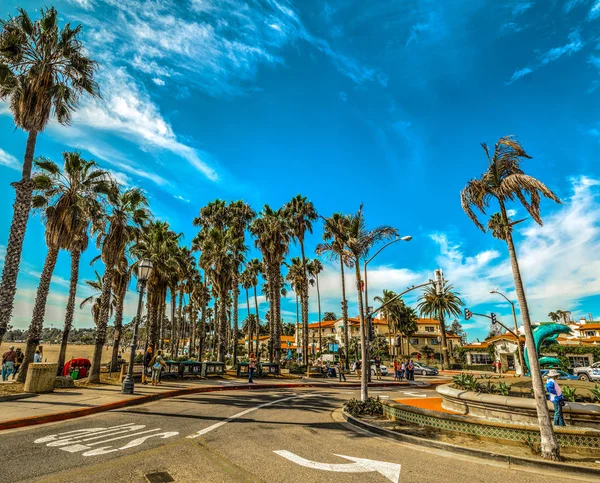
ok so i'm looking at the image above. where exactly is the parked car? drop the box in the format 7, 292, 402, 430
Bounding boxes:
573, 362, 600, 381
369, 360, 389, 376
413, 362, 438, 376
540, 369, 579, 381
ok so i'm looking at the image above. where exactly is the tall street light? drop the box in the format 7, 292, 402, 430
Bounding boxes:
122, 259, 153, 394
363, 235, 412, 379
490, 289, 524, 375
364, 236, 412, 337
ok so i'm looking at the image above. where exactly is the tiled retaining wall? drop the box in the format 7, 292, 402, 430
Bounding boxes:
383, 402, 600, 451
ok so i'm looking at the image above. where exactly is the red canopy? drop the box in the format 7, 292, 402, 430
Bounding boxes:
63, 358, 91, 376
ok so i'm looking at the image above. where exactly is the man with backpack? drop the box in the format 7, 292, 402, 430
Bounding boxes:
2, 346, 17, 381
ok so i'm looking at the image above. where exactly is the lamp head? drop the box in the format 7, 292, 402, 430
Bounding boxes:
400, 235, 412, 242
138, 259, 153, 282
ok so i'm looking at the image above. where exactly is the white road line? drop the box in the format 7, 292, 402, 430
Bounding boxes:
187, 394, 305, 439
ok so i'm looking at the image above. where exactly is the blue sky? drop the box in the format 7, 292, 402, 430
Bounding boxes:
1, 0, 600, 341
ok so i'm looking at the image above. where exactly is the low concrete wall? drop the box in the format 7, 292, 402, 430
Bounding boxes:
24, 363, 58, 394
382, 400, 600, 455
437, 384, 600, 430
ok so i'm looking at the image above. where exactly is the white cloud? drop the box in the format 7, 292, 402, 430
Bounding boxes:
73, 68, 219, 181
173, 194, 190, 203
507, 67, 533, 84
507, 29, 584, 84
506, 209, 517, 217
512, 2, 534, 16
152, 78, 166, 86
69, 0, 95, 10
564, 0, 586, 13
540, 29, 583, 64
107, 169, 133, 187
589, 1, 600, 20
0, 148, 21, 171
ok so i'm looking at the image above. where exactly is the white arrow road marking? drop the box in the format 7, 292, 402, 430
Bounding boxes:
400, 391, 427, 397
187, 394, 304, 439
274, 450, 401, 483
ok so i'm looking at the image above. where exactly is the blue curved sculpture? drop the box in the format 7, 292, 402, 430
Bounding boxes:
524, 323, 572, 371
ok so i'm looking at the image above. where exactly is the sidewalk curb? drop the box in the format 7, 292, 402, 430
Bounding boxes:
340, 409, 600, 479
0, 380, 408, 432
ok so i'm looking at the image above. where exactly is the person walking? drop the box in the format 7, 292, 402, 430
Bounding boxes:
33, 350, 42, 363
338, 357, 347, 382
248, 353, 257, 383
374, 355, 382, 380
407, 359, 414, 381
150, 350, 167, 386
545, 370, 565, 426
2, 346, 17, 381
143, 347, 153, 385
12, 348, 23, 380
393, 358, 399, 381
355, 359, 361, 378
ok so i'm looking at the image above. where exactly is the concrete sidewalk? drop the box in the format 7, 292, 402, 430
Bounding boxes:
0, 374, 414, 431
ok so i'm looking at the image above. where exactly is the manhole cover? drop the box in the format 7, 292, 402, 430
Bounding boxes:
145, 471, 174, 483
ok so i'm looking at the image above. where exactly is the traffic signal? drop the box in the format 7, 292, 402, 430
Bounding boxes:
491, 312, 497, 324
464, 308, 472, 320
367, 315, 374, 341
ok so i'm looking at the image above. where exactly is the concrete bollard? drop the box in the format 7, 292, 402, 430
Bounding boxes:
24, 362, 59, 393
119, 363, 127, 383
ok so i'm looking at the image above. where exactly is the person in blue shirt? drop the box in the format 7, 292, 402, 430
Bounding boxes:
545, 369, 565, 427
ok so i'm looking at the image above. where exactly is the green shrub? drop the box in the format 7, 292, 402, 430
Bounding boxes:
497, 382, 510, 396
344, 397, 383, 416
289, 363, 307, 374
590, 384, 600, 403
561, 386, 577, 402
133, 353, 144, 364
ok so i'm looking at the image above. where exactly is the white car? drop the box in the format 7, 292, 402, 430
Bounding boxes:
370, 362, 389, 376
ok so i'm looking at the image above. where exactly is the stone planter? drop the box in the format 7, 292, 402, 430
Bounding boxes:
24, 363, 58, 393
437, 384, 600, 430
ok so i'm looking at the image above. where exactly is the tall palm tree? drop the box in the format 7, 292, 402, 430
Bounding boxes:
18, 154, 109, 381
398, 304, 419, 357
286, 257, 309, 357
227, 201, 255, 365
416, 282, 464, 367
323, 312, 337, 321
285, 195, 317, 365
88, 187, 150, 382
334, 205, 397, 401
240, 268, 254, 353
461, 135, 561, 460
0, 7, 99, 343
307, 259, 323, 354
250, 205, 291, 363
244, 258, 262, 356
317, 213, 354, 368
109, 256, 130, 371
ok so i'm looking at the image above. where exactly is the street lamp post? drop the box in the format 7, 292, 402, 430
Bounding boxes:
490, 289, 524, 374
122, 259, 153, 395
363, 235, 412, 343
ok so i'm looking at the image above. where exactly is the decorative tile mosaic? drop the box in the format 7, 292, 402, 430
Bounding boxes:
383, 404, 600, 449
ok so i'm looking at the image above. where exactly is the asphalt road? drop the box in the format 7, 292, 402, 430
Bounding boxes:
0, 385, 587, 483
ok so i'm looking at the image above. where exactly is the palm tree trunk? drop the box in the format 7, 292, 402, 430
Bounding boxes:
218, 293, 227, 363
0, 130, 38, 346
89, 265, 115, 383
188, 301, 195, 358
302, 289, 309, 371
245, 287, 251, 355
18, 244, 59, 382
233, 275, 239, 365
500, 202, 559, 460
354, 261, 368, 402
110, 276, 127, 372
439, 314, 449, 368
253, 284, 260, 359
57, 250, 81, 376
341, 261, 350, 369
177, 287, 184, 356
316, 273, 322, 359
170, 287, 177, 356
